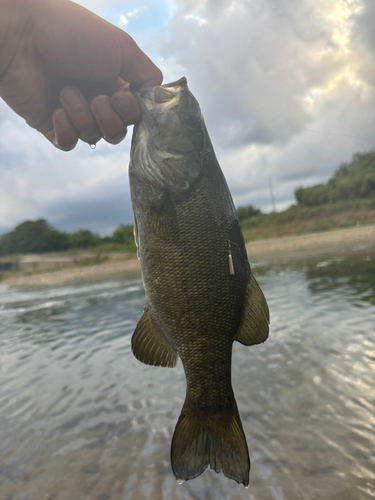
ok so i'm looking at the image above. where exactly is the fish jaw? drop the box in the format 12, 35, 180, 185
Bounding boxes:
130, 77, 189, 122
129, 77, 206, 194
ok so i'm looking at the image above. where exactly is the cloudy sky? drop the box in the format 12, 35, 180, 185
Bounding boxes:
0, 0, 374, 235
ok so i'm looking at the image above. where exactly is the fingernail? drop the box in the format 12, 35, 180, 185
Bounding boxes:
60, 87, 83, 110
52, 111, 64, 149
52, 109, 78, 151
92, 98, 114, 119
113, 92, 132, 113
45, 130, 55, 143
103, 128, 127, 145
52, 137, 74, 152
53, 136, 65, 151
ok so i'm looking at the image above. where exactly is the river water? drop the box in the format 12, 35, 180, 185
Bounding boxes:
0, 252, 374, 500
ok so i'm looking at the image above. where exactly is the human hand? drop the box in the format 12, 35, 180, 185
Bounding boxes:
0, 0, 162, 151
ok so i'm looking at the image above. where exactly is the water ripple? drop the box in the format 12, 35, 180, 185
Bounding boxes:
0, 258, 374, 500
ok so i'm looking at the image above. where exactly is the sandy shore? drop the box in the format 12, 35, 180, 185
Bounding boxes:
2, 224, 374, 287
246, 223, 375, 263
2, 257, 142, 287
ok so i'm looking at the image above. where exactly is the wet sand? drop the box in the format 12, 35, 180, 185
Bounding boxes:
2, 224, 374, 287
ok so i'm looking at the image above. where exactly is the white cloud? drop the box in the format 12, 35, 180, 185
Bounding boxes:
126, 7, 146, 17
119, 14, 129, 25
119, 6, 146, 26
184, 14, 207, 25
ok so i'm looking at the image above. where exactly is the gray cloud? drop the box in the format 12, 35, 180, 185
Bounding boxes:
42, 179, 134, 235
155, 0, 374, 145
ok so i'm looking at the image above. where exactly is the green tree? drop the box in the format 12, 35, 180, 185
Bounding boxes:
68, 229, 100, 249
111, 223, 136, 250
0, 219, 69, 255
236, 205, 261, 222
295, 150, 375, 207
294, 184, 330, 207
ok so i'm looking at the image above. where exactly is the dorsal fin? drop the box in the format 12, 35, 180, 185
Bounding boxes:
235, 274, 269, 346
132, 306, 178, 368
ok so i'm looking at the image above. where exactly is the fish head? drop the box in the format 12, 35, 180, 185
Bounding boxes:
130, 77, 206, 192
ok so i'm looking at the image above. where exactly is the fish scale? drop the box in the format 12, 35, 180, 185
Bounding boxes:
129, 77, 269, 486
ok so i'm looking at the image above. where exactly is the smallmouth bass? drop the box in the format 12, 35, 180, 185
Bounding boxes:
129, 77, 269, 486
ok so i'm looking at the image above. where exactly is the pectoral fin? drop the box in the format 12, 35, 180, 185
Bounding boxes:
148, 206, 180, 241
132, 306, 178, 368
235, 274, 269, 346
145, 190, 180, 242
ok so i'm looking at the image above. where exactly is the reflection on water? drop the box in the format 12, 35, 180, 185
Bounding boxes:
0, 253, 374, 500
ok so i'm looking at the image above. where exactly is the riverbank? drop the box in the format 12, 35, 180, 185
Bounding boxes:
1, 224, 374, 287
1, 254, 141, 287
246, 223, 375, 264
241, 197, 375, 241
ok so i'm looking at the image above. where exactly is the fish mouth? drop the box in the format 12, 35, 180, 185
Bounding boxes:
130, 77, 188, 115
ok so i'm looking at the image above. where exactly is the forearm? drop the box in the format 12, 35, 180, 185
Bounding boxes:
0, 0, 36, 79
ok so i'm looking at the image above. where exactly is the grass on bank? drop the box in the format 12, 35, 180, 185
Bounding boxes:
241, 198, 375, 241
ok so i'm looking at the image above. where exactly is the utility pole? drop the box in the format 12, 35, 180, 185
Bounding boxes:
269, 176, 276, 212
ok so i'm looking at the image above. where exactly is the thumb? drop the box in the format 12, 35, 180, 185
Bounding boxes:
117, 32, 163, 88
33, 0, 163, 87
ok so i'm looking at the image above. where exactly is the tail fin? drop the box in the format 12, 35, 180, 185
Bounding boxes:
171, 402, 250, 486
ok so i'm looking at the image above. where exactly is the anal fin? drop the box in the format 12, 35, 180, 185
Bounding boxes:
132, 306, 178, 368
235, 274, 269, 346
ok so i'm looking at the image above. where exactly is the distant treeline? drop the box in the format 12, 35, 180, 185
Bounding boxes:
236, 205, 262, 221
295, 151, 375, 207
0, 219, 136, 256
0, 207, 263, 256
